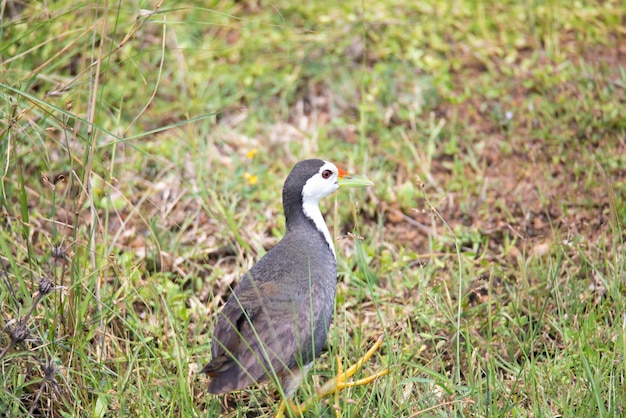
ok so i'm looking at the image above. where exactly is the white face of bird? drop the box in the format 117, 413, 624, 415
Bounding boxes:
300, 161, 343, 258
300, 161, 342, 202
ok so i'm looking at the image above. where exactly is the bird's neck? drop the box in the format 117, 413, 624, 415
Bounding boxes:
301, 197, 336, 258
285, 195, 336, 258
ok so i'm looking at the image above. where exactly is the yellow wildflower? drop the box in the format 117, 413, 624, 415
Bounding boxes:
244, 172, 258, 185
246, 148, 258, 159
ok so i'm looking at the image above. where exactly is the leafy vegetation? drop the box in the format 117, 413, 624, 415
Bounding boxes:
1, 0, 624, 416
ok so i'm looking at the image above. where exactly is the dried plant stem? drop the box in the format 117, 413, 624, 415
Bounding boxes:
81, 0, 109, 363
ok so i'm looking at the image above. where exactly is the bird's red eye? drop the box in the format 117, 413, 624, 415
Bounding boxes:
321, 169, 333, 179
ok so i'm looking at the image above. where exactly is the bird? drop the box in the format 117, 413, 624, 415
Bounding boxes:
201, 159, 385, 414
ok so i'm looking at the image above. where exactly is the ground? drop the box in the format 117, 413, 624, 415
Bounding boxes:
1, 1, 625, 417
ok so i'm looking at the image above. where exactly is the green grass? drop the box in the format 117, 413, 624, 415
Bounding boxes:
1, 0, 625, 416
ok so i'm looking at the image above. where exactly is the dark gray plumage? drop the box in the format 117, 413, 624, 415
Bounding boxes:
202, 159, 339, 396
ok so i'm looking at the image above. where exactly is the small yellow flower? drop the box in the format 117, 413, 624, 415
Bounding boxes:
244, 172, 258, 185
246, 148, 258, 159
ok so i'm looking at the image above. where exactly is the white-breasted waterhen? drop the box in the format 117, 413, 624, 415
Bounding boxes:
201, 159, 387, 416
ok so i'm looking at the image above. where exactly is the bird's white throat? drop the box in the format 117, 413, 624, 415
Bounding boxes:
301, 196, 336, 258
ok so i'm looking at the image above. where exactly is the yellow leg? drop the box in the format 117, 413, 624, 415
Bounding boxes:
317, 335, 389, 398
275, 399, 301, 418
277, 335, 388, 418
275, 400, 287, 418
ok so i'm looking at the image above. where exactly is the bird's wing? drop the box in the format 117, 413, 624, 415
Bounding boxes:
203, 272, 321, 393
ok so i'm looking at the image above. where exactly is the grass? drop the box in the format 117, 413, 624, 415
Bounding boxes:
1, 0, 625, 416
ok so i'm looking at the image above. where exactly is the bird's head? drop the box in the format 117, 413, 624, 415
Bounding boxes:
282, 159, 373, 231
297, 160, 374, 202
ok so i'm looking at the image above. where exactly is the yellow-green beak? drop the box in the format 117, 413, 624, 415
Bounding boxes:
337, 172, 374, 188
